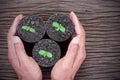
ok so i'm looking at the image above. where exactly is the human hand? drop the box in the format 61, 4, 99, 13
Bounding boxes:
7, 15, 42, 80
51, 12, 86, 80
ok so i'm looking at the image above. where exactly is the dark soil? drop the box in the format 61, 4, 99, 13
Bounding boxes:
32, 39, 61, 67
17, 14, 74, 67
46, 13, 74, 42
17, 15, 45, 43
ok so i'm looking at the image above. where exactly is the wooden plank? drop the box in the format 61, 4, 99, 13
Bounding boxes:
0, 0, 120, 80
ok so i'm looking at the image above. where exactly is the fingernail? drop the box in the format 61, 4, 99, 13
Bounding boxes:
71, 37, 80, 44
12, 36, 21, 44
70, 11, 74, 19
19, 14, 23, 20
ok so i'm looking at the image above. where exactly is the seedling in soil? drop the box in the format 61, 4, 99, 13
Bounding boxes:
52, 22, 66, 33
39, 50, 52, 58
22, 26, 35, 32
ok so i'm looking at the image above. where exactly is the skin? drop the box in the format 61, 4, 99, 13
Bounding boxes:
7, 15, 42, 80
51, 12, 86, 80
7, 12, 86, 80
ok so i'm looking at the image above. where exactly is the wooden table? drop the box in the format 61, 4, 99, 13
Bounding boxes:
0, 0, 120, 80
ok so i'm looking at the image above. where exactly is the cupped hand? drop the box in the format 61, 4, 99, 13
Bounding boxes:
51, 12, 86, 80
7, 15, 42, 80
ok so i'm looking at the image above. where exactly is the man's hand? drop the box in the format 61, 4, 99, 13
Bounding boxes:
51, 12, 86, 80
7, 15, 42, 80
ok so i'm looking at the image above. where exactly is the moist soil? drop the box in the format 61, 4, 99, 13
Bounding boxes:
17, 15, 45, 43
46, 14, 74, 42
32, 39, 61, 67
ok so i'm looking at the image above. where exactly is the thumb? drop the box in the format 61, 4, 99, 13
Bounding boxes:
13, 36, 28, 62
64, 37, 79, 66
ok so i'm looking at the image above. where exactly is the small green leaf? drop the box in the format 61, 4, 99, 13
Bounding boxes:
22, 26, 36, 33
53, 22, 59, 28
60, 26, 65, 33
22, 26, 27, 30
30, 28, 35, 32
47, 52, 52, 58
39, 50, 45, 55
52, 22, 66, 33
38, 50, 53, 58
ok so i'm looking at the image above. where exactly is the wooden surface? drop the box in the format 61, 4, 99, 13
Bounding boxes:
0, 0, 120, 80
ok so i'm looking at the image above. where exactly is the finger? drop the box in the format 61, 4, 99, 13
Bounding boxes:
7, 15, 23, 69
69, 11, 86, 72
69, 11, 85, 48
69, 11, 85, 36
64, 37, 79, 66
13, 36, 29, 64
8, 36, 20, 68
73, 46, 86, 71
8, 14, 23, 37
73, 35, 86, 71
71, 48, 86, 77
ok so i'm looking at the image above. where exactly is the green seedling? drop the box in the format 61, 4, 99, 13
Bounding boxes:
22, 26, 35, 32
39, 50, 52, 58
52, 22, 66, 33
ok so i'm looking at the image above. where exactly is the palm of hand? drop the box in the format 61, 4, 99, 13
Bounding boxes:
7, 15, 42, 80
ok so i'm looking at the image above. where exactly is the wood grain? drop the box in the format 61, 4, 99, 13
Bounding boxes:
0, 0, 120, 80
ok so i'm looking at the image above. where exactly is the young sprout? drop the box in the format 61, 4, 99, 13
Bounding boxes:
52, 22, 66, 33
22, 26, 35, 32
38, 50, 52, 58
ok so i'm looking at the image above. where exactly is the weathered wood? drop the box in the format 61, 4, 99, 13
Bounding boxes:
0, 0, 120, 80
